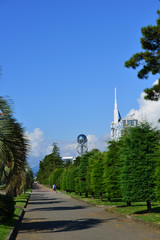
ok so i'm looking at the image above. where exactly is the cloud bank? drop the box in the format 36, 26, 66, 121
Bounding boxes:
25, 129, 109, 168
25, 128, 53, 167
126, 80, 160, 128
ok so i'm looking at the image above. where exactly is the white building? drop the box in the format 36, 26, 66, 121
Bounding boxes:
62, 157, 76, 164
122, 115, 138, 129
111, 88, 138, 140
110, 88, 122, 140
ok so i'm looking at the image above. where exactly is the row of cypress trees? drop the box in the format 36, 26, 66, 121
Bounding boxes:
51, 148, 121, 202
37, 122, 160, 212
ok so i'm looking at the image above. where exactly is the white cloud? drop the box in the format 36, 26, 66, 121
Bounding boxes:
60, 141, 77, 157
25, 128, 52, 158
126, 80, 160, 128
87, 134, 109, 152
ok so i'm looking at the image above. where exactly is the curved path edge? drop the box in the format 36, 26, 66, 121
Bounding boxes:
6, 193, 31, 240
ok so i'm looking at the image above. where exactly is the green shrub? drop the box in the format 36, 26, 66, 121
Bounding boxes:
0, 194, 15, 223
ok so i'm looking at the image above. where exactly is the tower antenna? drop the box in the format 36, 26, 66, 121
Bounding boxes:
114, 88, 118, 124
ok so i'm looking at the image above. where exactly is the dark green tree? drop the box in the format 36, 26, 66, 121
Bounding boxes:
120, 122, 160, 212
60, 168, 68, 191
103, 141, 122, 201
24, 163, 34, 191
79, 152, 92, 197
90, 150, 104, 201
66, 167, 71, 191
155, 146, 160, 199
125, 10, 160, 101
73, 156, 81, 167
74, 166, 80, 194
86, 149, 102, 199
68, 166, 79, 192
65, 166, 74, 192
49, 168, 63, 189
36, 160, 45, 183
50, 143, 63, 169
64, 159, 72, 168
36, 143, 63, 184
36, 154, 53, 184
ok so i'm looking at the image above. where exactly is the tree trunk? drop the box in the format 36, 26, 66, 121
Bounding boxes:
108, 197, 111, 202
100, 192, 102, 201
147, 200, 152, 213
92, 192, 94, 199
85, 192, 88, 198
127, 201, 131, 206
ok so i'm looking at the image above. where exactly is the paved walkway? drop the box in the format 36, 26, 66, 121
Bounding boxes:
16, 184, 160, 240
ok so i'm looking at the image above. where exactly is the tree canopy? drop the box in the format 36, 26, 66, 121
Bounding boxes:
103, 141, 122, 200
36, 142, 63, 184
120, 122, 160, 212
125, 10, 160, 101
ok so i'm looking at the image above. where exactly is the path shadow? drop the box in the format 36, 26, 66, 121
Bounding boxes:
29, 196, 59, 201
28, 200, 66, 205
29, 196, 54, 200
27, 205, 87, 212
18, 218, 114, 233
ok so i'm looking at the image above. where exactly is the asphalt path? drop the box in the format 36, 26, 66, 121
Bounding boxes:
16, 184, 160, 240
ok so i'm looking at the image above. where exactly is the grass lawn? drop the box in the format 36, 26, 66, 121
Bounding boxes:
59, 191, 160, 225
113, 203, 160, 224
14, 192, 31, 207
0, 190, 31, 240
0, 224, 11, 240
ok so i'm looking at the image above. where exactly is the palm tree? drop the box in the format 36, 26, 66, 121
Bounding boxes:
4, 118, 30, 196
0, 97, 30, 197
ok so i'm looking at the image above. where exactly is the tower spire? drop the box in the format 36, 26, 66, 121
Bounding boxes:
114, 88, 118, 123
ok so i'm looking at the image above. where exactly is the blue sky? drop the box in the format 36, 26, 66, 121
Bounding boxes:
0, 0, 159, 167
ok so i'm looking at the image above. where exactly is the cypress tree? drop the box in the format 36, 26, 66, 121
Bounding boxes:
86, 149, 100, 199
52, 168, 63, 189
66, 167, 71, 192
60, 168, 68, 191
66, 166, 79, 192
75, 166, 80, 194
50, 143, 63, 170
90, 151, 104, 201
103, 141, 122, 201
155, 146, 160, 199
79, 152, 92, 197
120, 122, 160, 212
37, 143, 63, 184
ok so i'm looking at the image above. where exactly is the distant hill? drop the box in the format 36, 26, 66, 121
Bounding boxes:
31, 165, 39, 177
